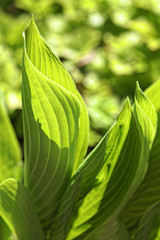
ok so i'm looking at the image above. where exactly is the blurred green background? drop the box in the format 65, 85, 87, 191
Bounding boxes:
1, 0, 160, 154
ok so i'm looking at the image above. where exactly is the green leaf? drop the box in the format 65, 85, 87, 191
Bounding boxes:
135, 82, 157, 138
96, 221, 130, 240
72, 84, 156, 240
51, 83, 156, 240
23, 17, 89, 174
49, 98, 143, 240
114, 222, 130, 240
22, 17, 87, 229
120, 82, 159, 228
50, 126, 108, 240
0, 92, 22, 182
133, 204, 160, 240
0, 178, 45, 240
145, 79, 160, 110
0, 93, 22, 240
66, 99, 139, 240
72, 220, 130, 240
131, 82, 157, 183
0, 217, 11, 240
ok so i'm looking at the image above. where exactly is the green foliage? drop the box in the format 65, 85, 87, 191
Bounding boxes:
0, 17, 160, 240
0, 179, 45, 240
0, 92, 22, 183
2, 0, 160, 147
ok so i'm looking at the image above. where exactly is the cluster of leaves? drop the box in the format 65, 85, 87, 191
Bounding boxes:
0, 18, 160, 240
1, 0, 160, 147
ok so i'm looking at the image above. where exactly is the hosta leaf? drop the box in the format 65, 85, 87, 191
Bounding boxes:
98, 221, 130, 240
0, 92, 22, 182
0, 92, 22, 240
0, 178, 45, 240
135, 82, 157, 130
114, 222, 130, 240
120, 81, 159, 228
145, 79, 160, 110
133, 204, 160, 240
66, 99, 141, 240
0, 217, 11, 240
50, 98, 143, 240
130, 82, 157, 183
74, 219, 130, 240
72, 84, 156, 240
50, 127, 108, 240
23, 17, 89, 174
22, 18, 83, 229
51, 83, 156, 240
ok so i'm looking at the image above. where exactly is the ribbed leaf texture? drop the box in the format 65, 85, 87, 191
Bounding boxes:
120, 80, 160, 237
0, 179, 45, 240
22, 17, 89, 230
0, 92, 22, 182
50, 83, 157, 240
73, 84, 156, 240
133, 204, 160, 240
0, 91, 22, 240
23, 16, 89, 174
1, 17, 160, 240
21, 18, 159, 240
51, 98, 135, 240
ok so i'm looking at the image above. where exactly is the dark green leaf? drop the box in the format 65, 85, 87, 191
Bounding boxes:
0, 178, 45, 240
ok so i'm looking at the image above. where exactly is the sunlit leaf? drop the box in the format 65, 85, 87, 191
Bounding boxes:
23, 17, 89, 174
65, 98, 140, 240
50, 83, 156, 240
50, 125, 108, 240
120, 81, 159, 229
49, 96, 148, 240
22, 17, 89, 230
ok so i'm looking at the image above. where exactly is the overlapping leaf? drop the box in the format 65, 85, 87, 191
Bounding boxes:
82, 220, 130, 240
0, 178, 45, 240
0, 91, 22, 182
1, 16, 158, 240
120, 81, 160, 229
22, 17, 89, 229
23, 17, 89, 174
49, 83, 157, 240
133, 204, 160, 240
0, 217, 11, 240
68, 85, 156, 240
0, 92, 22, 240
50, 98, 135, 239
50, 125, 108, 240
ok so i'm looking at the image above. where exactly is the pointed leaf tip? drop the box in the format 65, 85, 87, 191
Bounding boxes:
134, 80, 157, 130
125, 97, 131, 107
135, 81, 146, 102
135, 82, 141, 95
23, 16, 38, 38
117, 97, 131, 122
136, 81, 140, 88
29, 15, 36, 26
